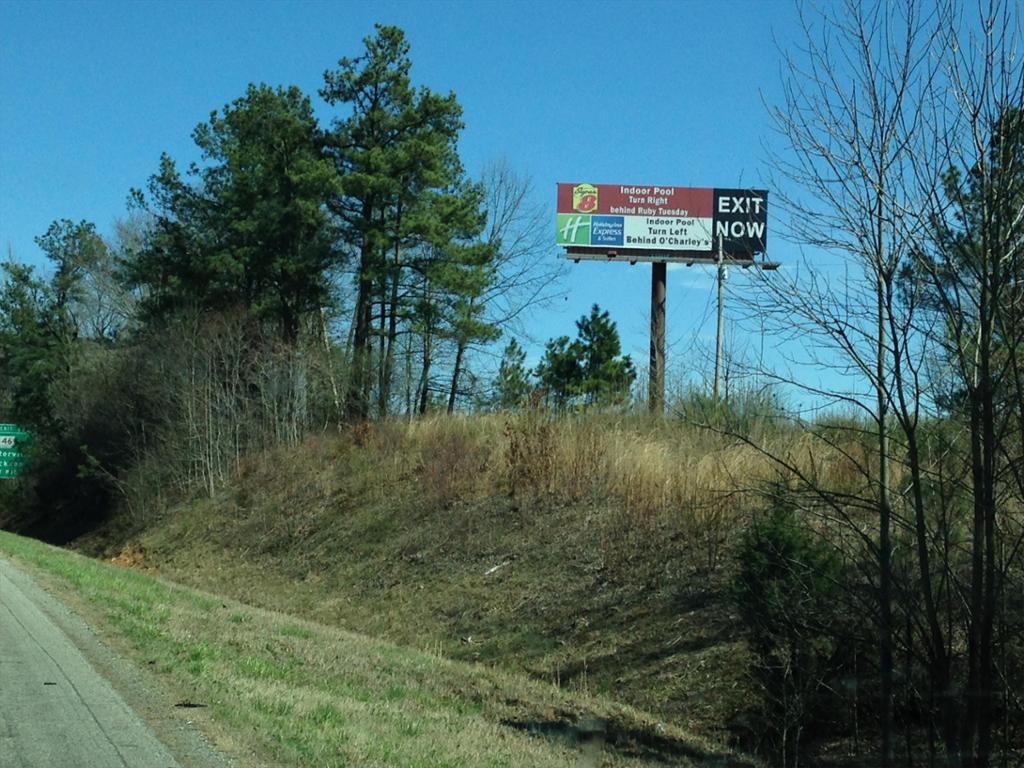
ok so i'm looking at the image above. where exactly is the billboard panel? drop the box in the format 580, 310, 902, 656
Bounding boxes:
556, 183, 767, 256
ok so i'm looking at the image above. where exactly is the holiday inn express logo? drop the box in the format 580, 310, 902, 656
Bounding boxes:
557, 214, 591, 245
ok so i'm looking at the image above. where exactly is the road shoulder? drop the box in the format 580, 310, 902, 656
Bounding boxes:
1, 556, 237, 768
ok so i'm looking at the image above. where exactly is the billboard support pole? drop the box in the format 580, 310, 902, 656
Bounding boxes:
557, 183, 775, 411
649, 261, 666, 414
713, 235, 726, 403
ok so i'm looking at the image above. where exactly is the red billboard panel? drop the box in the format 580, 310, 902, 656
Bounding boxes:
556, 182, 767, 256
556, 183, 715, 218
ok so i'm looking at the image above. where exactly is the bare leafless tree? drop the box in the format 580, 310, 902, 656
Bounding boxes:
730, 1, 1024, 765
445, 159, 567, 413
901, 4, 1024, 762
757, 3, 947, 761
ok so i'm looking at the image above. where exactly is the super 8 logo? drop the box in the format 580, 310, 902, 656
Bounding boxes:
572, 184, 598, 213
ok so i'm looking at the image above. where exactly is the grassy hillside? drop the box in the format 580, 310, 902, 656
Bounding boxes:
0, 528, 759, 767
72, 412, 827, 752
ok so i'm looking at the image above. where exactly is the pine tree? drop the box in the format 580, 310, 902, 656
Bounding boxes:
0, 262, 60, 430
127, 84, 340, 342
535, 335, 581, 409
321, 24, 484, 418
34, 219, 107, 352
574, 304, 636, 406
492, 338, 532, 410
535, 304, 635, 409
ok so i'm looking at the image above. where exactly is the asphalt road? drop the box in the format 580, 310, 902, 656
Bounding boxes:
0, 557, 183, 768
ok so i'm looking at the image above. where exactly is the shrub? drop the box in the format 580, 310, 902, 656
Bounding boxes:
732, 493, 848, 767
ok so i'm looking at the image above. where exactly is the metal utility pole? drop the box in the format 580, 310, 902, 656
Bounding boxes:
713, 235, 726, 402
649, 261, 666, 414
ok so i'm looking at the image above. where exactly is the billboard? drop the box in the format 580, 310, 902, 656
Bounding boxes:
556, 183, 768, 257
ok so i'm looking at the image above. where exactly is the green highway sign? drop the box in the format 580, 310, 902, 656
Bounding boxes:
0, 423, 33, 480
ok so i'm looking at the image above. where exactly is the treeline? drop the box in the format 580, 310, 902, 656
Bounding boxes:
0, 25, 599, 536
0, 24, 650, 538
124, 25, 560, 421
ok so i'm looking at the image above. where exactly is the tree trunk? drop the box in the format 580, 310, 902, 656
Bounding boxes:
345, 207, 375, 421
403, 332, 414, 417
379, 237, 402, 417
447, 338, 466, 414
888, 279, 959, 763
876, 214, 895, 768
320, 307, 341, 419
376, 285, 387, 415
977, 256, 997, 768
418, 326, 433, 415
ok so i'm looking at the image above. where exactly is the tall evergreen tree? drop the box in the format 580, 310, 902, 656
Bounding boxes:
128, 84, 340, 341
394, 185, 490, 417
902, 105, 1024, 762
34, 219, 107, 353
321, 24, 483, 418
1, 221, 106, 429
535, 335, 582, 409
574, 305, 636, 405
444, 259, 502, 414
0, 262, 59, 429
915, 106, 1024, 404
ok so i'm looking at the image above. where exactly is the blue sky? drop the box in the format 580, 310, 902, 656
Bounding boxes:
1, 0, 817, 395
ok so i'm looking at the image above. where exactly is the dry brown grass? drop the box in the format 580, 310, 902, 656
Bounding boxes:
230, 411, 873, 533
210, 410, 879, 584
497, 412, 781, 552
74, 409, 886, 752
266, 412, 875, 569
